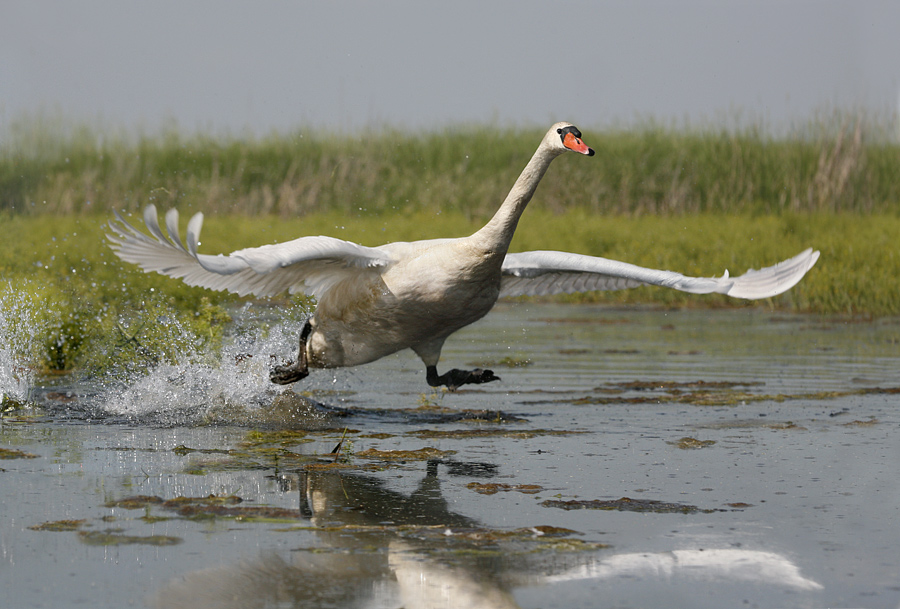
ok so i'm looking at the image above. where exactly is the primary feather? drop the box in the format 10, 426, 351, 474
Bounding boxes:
499, 248, 820, 299
108, 206, 392, 298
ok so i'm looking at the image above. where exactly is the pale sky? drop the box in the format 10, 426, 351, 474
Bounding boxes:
2, 1, 900, 135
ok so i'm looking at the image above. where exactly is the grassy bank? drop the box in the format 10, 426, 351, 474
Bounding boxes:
1, 211, 896, 374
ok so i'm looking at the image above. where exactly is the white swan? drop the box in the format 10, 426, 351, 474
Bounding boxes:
108, 122, 819, 389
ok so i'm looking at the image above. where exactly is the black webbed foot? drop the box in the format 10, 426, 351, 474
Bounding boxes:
270, 362, 309, 385
270, 318, 313, 385
426, 366, 500, 391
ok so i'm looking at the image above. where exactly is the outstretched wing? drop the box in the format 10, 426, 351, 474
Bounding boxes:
500, 248, 819, 299
107, 205, 392, 298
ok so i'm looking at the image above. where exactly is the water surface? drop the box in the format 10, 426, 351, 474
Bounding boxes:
2, 304, 899, 608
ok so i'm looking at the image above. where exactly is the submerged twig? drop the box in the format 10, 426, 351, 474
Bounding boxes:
329, 427, 350, 462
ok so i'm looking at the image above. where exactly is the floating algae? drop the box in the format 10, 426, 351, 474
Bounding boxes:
695, 419, 805, 431
171, 444, 232, 456
173, 504, 302, 521
409, 428, 587, 440
103, 494, 301, 522
171, 425, 418, 474
178, 445, 316, 475
160, 495, 244, 508
104, 495, 166, 510
668, 437, 717, 449
394, 406, 526, 424
28, 519, 86, 532
0, 447, 39, 459
467, 482, 543, 495
841, 418, 880, 427
542, 496, 714, 514
105, 494, 242, 510
356, 447, 456, 461
78, 530, 182, 547
539, 380, 900, 408
466, 355, 533, 368
239, 429, 313, 446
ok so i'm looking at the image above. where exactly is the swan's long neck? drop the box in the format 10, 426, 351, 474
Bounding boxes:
470, 142, 562, 256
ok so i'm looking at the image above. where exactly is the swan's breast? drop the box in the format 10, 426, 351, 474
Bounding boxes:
383, 240, 501, 315
308, 239, 501, 368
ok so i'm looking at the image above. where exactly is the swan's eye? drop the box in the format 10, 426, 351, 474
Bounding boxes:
556, 128, 562, 134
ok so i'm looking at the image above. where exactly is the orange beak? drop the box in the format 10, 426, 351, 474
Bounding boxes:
563, 132, 594, 155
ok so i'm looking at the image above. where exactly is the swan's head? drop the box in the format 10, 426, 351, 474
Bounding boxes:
547, 122, 594, 156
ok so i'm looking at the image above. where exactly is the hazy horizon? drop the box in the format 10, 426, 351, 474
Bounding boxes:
3, 1, 900, 137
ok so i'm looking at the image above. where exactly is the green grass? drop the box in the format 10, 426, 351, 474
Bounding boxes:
1, 210, 896, 374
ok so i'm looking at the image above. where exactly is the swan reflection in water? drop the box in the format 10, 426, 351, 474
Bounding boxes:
546, 548, 822, 591
154, 462, 821, 609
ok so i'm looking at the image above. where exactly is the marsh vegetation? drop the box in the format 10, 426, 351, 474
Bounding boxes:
1, 113, 897, 380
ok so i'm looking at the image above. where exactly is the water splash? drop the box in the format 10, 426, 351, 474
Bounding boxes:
0, 284, 42, 405
94, 308, 310, 426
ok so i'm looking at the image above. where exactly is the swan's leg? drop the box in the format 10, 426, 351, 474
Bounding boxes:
425, 365, 500, 391
270, 319, 313, 385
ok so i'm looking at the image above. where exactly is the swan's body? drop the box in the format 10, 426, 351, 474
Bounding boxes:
108, 122, 820, 389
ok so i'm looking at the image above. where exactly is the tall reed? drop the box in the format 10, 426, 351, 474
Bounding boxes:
3, 113, 899, 218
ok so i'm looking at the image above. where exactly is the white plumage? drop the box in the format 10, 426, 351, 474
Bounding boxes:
108, 122, 819, 389
499, 248, 818, 299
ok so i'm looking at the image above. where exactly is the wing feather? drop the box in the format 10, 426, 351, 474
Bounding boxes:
500, 249, 819, 300
107, 205, 392, 298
